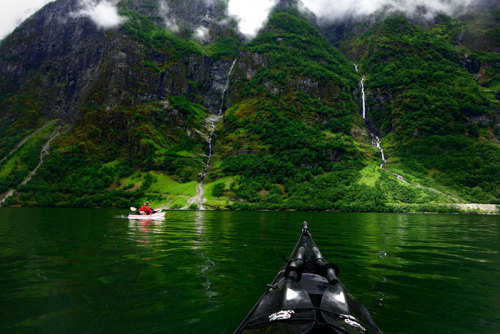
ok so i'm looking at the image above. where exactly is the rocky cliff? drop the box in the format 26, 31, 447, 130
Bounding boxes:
0, 0, 239, 124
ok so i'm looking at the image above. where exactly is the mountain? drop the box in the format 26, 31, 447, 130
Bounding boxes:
0, 0, 498, 212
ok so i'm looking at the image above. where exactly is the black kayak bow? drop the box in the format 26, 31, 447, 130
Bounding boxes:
234, 222, 382, 334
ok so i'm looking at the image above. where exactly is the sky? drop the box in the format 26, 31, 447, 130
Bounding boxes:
0, 0, 481, 41
0, 0, 124, 40
0, 0, 54, 40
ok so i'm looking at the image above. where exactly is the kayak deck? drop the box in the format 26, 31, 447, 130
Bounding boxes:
234, 222, 382, 334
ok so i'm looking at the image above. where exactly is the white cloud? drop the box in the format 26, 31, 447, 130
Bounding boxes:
71, 0, 125, 29
159, 0, 180, 32
194, 26, 209, 42
300, 0, 480, 23
0, 0, 55, 40
228, 0, 279, 38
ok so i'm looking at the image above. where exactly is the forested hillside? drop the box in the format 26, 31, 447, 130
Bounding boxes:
340, 14, 500, 203
0, 0, 498, 212
208, 9, 369, 210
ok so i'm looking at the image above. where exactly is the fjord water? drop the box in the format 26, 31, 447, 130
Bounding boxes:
0, 209, 498, 333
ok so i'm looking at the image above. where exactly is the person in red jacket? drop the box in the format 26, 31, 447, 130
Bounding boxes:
139, 201, 155, 215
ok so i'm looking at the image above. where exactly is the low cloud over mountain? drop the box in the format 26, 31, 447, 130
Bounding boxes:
301, 0, 480, 23
70, 0, 124, 29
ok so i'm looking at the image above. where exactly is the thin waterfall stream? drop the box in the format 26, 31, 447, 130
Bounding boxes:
370, 134, 387, 169
361, 75, 366, 119
187, 59, 237, 209
355, 64, 387, 168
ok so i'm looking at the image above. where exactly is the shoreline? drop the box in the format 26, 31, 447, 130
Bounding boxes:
1, 203, 498, 215
147, 204, 500, 215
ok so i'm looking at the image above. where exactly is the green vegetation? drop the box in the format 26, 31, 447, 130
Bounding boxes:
19, 159, 158, 208
203, 177, 233, 209
1, 6, 498, 211
148, 172, 197, 208
211, 182, 226, 197
0, 80, 49, 159
209, 9, 370, 210
6, 99, 207, 207
121, 9, 204, 58
120, 8, 242, 62
342, 15, 500, 204
345, 15, 494, 138
396, 136, 500, 203
206, 36, 242, 60
168, 96, 207, 128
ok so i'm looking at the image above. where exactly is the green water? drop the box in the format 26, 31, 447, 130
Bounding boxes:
0, 209, 498, 333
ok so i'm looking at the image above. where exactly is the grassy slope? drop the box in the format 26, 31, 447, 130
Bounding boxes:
0, 120, 60, 196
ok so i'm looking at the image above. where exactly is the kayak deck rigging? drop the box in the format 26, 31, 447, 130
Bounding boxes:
234, 222, 382, 334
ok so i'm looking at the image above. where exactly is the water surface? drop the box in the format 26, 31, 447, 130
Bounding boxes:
0, 209, 498, 333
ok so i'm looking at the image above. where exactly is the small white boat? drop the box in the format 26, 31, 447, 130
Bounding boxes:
127, 209, 165, 220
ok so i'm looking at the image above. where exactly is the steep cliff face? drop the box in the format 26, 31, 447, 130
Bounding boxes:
0, 0, 237, 125
0, 0, 498, 209
1, 1, 117, 123
0, 0, 116, 160
0, 0, 241, 159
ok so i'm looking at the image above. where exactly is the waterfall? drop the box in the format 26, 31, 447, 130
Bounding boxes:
218, 60, 237, 116
201, 58, 237, 180
370, 134, 386, 169
354, 65, 422, 184
355, 64, 386, 168
360, 76, 366, 119
354, 64, 366, 119
188, 59, 237, 210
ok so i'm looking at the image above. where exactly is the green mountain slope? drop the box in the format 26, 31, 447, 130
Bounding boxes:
203, 9, 468, 211
0, 3, 242, 208
0, 1, 498, 212
341, 15, 500, 203
207, 9, 367, 210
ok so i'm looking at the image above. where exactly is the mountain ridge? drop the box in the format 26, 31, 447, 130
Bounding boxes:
0, 0, 498, 212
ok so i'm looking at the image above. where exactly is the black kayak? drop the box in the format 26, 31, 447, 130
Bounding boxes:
234, 222, 383, 334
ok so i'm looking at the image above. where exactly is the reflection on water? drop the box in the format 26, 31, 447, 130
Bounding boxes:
127, 218, 167, 261
128, 218, 165, 235
193, 211, 218, 301
0, 209, 498, 334
126, 211, 219, 302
